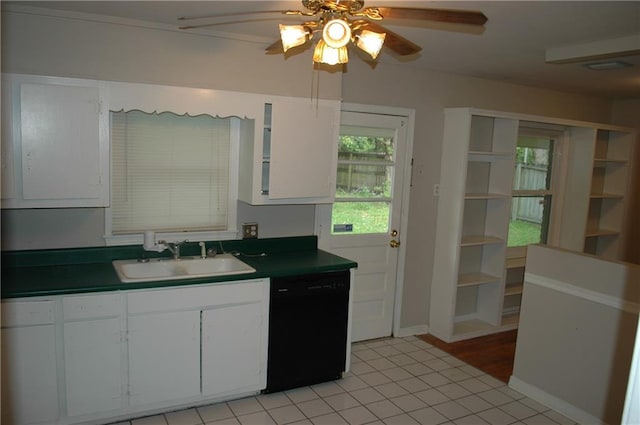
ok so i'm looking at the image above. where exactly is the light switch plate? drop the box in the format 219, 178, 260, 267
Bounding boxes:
242, 223, 258, 239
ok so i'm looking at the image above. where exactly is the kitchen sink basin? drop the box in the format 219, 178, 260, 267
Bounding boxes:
112, 254, 256, 283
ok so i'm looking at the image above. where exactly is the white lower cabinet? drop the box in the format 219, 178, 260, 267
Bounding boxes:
1, 278, 269, 425
1, 300, 59, 425
64, 319, 123, 416
1, 325, 59, 425
128, 310, 201, 406
202, 303, 264, 396
63, 293, 124, 417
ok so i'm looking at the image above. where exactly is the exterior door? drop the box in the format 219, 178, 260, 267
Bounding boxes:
316, 106, 412, 342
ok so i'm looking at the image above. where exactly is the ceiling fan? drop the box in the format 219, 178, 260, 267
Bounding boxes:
179, 0, 487, 66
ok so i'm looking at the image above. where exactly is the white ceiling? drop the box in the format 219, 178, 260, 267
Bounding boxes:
5, 1, 640, 99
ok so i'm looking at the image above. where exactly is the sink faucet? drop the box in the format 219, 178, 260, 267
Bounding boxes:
158, 240, 188, 259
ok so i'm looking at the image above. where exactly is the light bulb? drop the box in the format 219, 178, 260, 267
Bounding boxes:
322, 19, 351, 49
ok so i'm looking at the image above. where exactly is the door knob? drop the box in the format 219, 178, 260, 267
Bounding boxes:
390, 240, 400, 248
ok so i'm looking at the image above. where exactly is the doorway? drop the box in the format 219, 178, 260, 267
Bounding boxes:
316, 104, 414, 342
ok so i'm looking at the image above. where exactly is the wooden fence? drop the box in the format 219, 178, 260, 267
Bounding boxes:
512, 163, 547, 224
336, 152, 389, 194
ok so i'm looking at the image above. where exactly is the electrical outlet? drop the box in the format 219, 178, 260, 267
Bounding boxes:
433, 183, 440, 197
242, 223, 258, 239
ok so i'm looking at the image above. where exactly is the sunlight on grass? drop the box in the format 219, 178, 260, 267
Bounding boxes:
508, 219, 542, 246
332, 202, 390, 234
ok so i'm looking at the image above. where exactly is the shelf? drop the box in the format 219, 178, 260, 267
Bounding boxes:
460, 235, 504, 247
505, 257, 526, 269
464, 193, 509, 200
457, 272, 501, 287
501, 311, 520, 327
593, 158, 627, 167
504, 284, 523, 296
589, 192, 623, 199
584, 228, 619, 238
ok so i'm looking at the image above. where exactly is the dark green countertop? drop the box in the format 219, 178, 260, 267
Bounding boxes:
1, 236, 357, 298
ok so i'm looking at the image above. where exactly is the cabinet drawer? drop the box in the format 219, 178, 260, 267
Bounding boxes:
1, 300, 55, 327
127, 279, 267, 314
63, 293, 122, 320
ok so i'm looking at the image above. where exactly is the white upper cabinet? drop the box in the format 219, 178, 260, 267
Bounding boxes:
1, 74, 109, 208
1, 74, 340, 209
239, 97, 341, 205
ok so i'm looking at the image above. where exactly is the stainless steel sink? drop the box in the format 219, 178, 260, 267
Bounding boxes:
112, 254, 256, 283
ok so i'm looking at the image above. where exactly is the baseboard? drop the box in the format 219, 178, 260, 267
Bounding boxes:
508, 376, 605, 425
395, 324, 429, 338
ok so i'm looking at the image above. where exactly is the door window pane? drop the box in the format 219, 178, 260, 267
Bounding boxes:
332, 202, 391, 234
332, 130, 395, 235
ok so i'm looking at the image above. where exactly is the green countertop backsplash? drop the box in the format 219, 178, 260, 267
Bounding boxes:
1, 236, 357, 298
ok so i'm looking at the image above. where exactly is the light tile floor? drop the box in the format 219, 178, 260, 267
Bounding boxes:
111, 336, 576, 425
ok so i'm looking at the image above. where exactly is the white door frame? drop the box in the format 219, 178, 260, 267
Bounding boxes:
316, 102, 415, 339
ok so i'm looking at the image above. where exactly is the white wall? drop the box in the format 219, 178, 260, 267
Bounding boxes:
510, 245, 640, 424
341, 59, 615, 330
1, 7, 342, 98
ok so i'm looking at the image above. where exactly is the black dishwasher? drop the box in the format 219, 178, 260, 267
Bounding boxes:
265, 270, 350, 393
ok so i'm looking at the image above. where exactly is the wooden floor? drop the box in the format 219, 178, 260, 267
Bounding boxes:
417, 330, 518, 383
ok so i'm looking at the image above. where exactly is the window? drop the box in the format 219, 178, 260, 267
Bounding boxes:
107, 110, 239, 244
331, 125, 395, 235
508, 130, 559, 247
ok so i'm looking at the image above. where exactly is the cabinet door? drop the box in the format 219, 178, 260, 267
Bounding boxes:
202, 303, 265, 396
64, 318, 123, 416
1, 325, 59, 425
20, 82, 104, 201
1, 75, 109, 208
128, 310, 200, 406
269, 98, 339, 200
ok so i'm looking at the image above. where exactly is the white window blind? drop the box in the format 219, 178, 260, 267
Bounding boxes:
111, 110, 232, 234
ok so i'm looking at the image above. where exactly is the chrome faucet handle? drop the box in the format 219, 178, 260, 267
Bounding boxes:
162, 239, 188, 259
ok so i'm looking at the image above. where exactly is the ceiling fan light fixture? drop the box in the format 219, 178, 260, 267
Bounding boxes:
355, 29, 386, 59
313, 39, 349, 65
279, 24, 311, 52
322, 18, 351, 48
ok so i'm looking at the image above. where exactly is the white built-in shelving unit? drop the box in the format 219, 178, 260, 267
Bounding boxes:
430, 109, 518, 342
583, 129, 634, 259
430, 107, 636, 342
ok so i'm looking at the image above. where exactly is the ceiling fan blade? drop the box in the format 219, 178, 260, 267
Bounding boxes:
178, 10, 284, 21
368, 7, 487, 26
356, 21, 422, 56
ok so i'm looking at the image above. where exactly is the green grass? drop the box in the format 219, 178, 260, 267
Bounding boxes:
508, 219, 542, 247
331, 202, 390, 234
